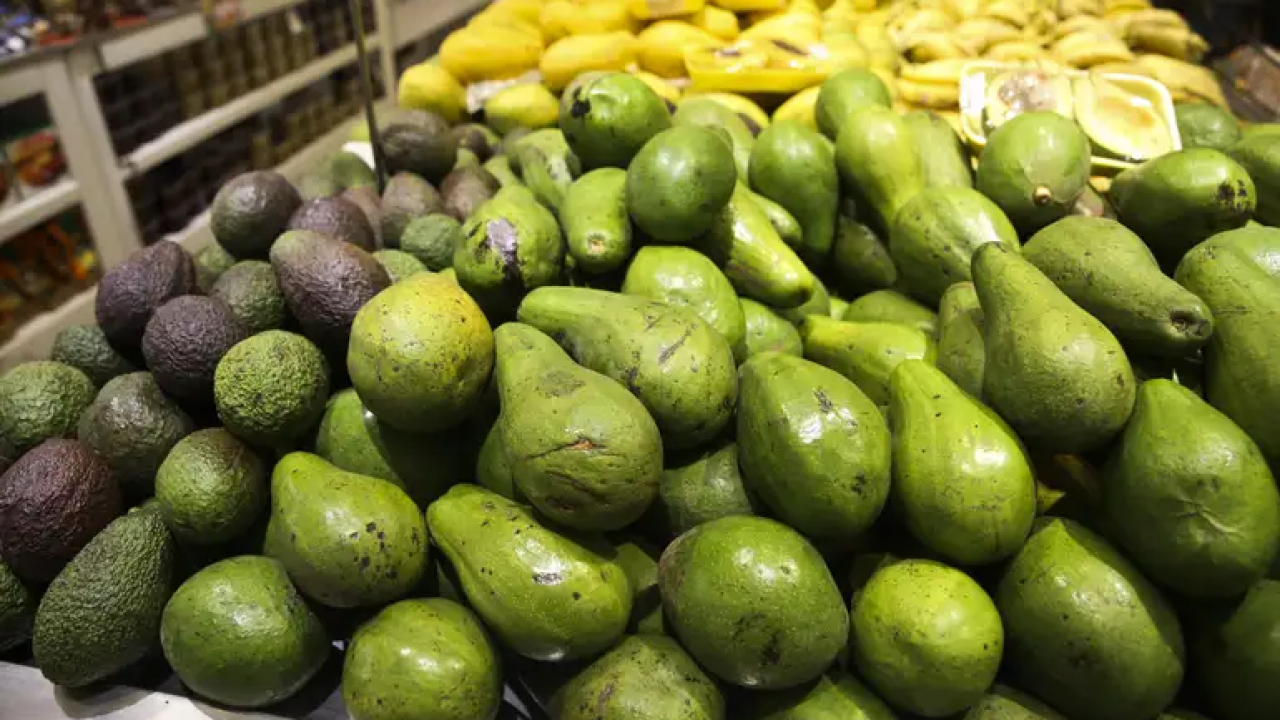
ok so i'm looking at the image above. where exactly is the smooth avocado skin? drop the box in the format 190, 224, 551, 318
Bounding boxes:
348, 272, 494, 434
454, 185, 565, 319
561, 72, 673, 170
749, 120, 839, 265
698, 183, 816, 309
903, 110, 973, 190
834, 105, 923, 231
517, 286, 737, 449
798, 315, 936, 407
1228, 129, 1280, 227
1101, 380, 1280, 598
495, 323, 662, 532
613, 540, 664, 634
155, 428, 267, 546
737, 353, 891, 543
737, 670, 897, 720
343, 598, 502, 720
995, 518, 1184, 720
50, 324, 136, 388
562, 168, 633, 274
1176, 103, 1242, 151
550, 635, 726, 720
673, 98, 755, 180
777, 277, 831, 326
265, 453, 427, 609
934, 283, 985, 398
0, 361, 96, 453
625, 125, 738, 243
475, 421, 517, 500
622, 246, 747, 361
748, 190, 804, 249
851, 559, 1003, 717
373, 249, 427, 283
741, 299, 803, 358
1023, 217, 1214, 358
975, 112, 1092, 236
214, 330, 329, 449
830, 215, 897, 298
426, 484, 632, 662
1190, 578, 1280, 720
658, 516, 849, 690
815, 68, 893, 141
655, 440, 757, 538
1200, 225, 1280, 278
161, 556, 327, 708
1109, 148, 1255, 267
513, 129, 581, 214
963, 685, 1066, 720
210, 170, 301, 259
842, 290, 937, 337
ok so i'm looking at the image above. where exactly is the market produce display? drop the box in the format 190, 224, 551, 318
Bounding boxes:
2, 1, 1280, 717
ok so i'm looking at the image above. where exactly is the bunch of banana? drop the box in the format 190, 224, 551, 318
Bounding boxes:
1051, 29, 1134, 68
897, 57, 968, 108
439, 11, 546, 84
540, 31, 641, 91
1136, 54, 1229, 108
539, 0, 637, 41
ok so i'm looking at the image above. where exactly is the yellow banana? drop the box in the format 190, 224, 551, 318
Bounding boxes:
901, 32, 968, 62
684, 91, 772, 129
625, 0, 704, 20
851, 0, 878, 10
981, 0, 1033, 29
713, 0, 788, 14
1118, 8, 1189, 31
1127, 23, 1208, 63
485, 83, 559, 133
1135, 54, 1227, 108
1027, 8, 1058, 36
1056, 0, 1103, 17
772, 85, 822, 128
540, 32, 639, 91
690, 5, 741, 40
1050, 13, 1110, 41
637, 21, 723, 77
740, 12, 824, 44
954, 17, 1021, 53
398, 63, 466, 123
1089, 61, 1151, 77
888, 8, 954, 43
942, 0, 982, 21
867, 48, 901, 72
539, 0, 635, 39
897, 76, 960, 108
439, 26, 544, 83
487, 0, 546, 26
900, 57, 969, 86
825, 35, 870, 68
1052, 32, 1133, 67
985, 40, 1047, 63
1103, 0, 1151, 12
631, 70, 683, 104
870, 67, 898, 98
787, 0, 824, 16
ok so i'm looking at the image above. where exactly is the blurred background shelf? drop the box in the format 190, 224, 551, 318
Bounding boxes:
0, 178, 80, 244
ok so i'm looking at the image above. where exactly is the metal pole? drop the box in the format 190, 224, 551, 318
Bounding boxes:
349, 0, 387, 193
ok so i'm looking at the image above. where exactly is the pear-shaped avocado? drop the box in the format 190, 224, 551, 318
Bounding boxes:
842, 290, 937, 336
513, 129, 582, 213
622, 246, 747, 361
426, 484, 631, 661
995, 518, 1184, 720
517, 287, 736, 449
550, 635, 725, 720
815, 68, 893, 141
747, 189, 804, 250
674, 97, 755, 179
1176, 102, 1242, 151
264, 453, 427, 608
561, 72, 673, 170
1200, 225, 1280, 278
1110, 148, 1255, 267
659, 516, 848, 690
903, 110, 973, 189
889, 186, 1020, 307
741, 299, 803, 358
935, 282, 985, 398
834, 105, 924, 231
851, 559, 1003, 716
613, 540, 664, 635
1102, 379, 1280, 598
736, 670, 897, 720
830, 215, 897, 297
738, 353, 891, 543
749, 120, 840, 265
454, 185, 565, 320
626, 126, 738, 243
495, 323, 662, 531
1189, 579, 1280, 720
698, 183, 816, 308
1228, 128, 1280, 227
799, 315, 936, 407
974, 243, 1135, 454
1175, 243, 1280, 465
562, 168, 633, 274
975, 112, 1092, 236
964, 685, 1066, 720
1024, 216, 1214, 357
777, 277, 831, 326
889, 361, 1036, 565
654, 440, 757, 538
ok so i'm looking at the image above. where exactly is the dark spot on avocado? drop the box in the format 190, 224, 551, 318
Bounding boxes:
738, 112, 761, 136
658, 327, 694, 366
573, 592, 581, 600
814, 389, 834, 413
532, 571, 562, 585
570, 96, 591, 119
360, 556, 370, 568
761, 631, 783, 666
349, 531, 359, 539
366, 522, 377, 532
1217, 181, 1239, 205
623, 366, 641, 393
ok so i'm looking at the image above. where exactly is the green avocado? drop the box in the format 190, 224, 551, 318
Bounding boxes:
214, 330, 329, 448
373, 249, 428, 283
475, 421, 517, 500
380, 172, 443, 247
799, 315, 936, 407
1189, 578, 1280, 720
963, 685, 1065, 719
0, 560, 33, 652
514, 128, 582, 213
975, 112, 1092, 235
563, 168, 633, 274
1229, 129, 1280, 227
0, 361, 96, 453
623, 246, 747, 360
454, 185, 565, 319
935, 281, 986, 398
1200, 225, 1280, 278
903, 110, 973, 189
842, 290, 937, 336
50, 324, 136, 388
210, 260, 290, 335
674, 97, 755, 180
738, 670, 897, 720
1176, 102, 1242, 151
482, 154, 523, 188
749, 120, 839, 265
834, 105, 923, 231
830, 215, 897, 298
815, 68, 893, 141
626, 126, 738, 243
210, 170, 302, 259
614, 540, 664, 635
441, 165, 500, 221
77, 372, 195, 499
155, 428, 267, 546
747, 189, 804, 250
777, 277, 831, 326
381, 122, 458, 184
401, 213, 462, 271
741, 298, 803, 358
550, 635, 725, 720
561, 72, 673, 170
698, 183, 816, 308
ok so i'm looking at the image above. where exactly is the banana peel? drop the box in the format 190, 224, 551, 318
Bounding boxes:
1051, 13, 1111, 41
540, 0, 635, 40
900, 57, 969, 86
626, 0, 705, 20
1126, 23, 1208, 63
540, 32, 639, 91
631, 69, 683, 104
981, 0, 1033, 29
398, 63, 467, 123
897, 76, 960, 108
637, 21, 723, 77
440, 26, 545, 83
740, 12, 824, 44
1052, 32, 1134, 67
954, 17, 1021, 53
902, 31, 970, 62
488, 0, 546, 25
1055, 0, 1103, 18
712, 0, 787, 14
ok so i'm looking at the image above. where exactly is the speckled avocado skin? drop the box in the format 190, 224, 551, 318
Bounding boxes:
749, 120, 839, 265
264, 452, 428, 608
741, 299, 803, 358
658, 516, 848, 690
625, 125, 737, 243
77, 372, 195, 498
214, 330, 329, 448
656, 440, 757, 538
622, 246, 747, 361
737, 670, 898, 720
560, 72, 672, 170
343, 598, 502, 720
975, 112, 1091, 235
0, 361, 97, 453
550, 635, 725, 720
426, 484, 631, 662
963, 685, 1066, 720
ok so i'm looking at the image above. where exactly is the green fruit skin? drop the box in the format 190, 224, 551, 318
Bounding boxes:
1201, 225, 1280, 278
777, 277, 830, 326
495, 323, 662, 531
155, 428, 267, 546
995, 518, 1185, 720
738, 353, 891, 542
51, 324, 136, 387
482, 154, 523, 189
799, 315, 936, 407
210, 260, 290, 335
890, 361, 1036, 565
1191, 578, 1280, 720
343, 598, 502, 720
514, 128, 582, 213
698, 183, 816, 308
561, 72, 673, 170
843, 290, 937, 336
674, 97, 755, 180
1175, 243, 1280, 465
974, 243, 1136, 454
316, 389, 463, 509
33, 511, 175, 688
401, 214, 462, 272
975, 112, 1091, 235
614, 540, 664, 635
623, 246, 747, 361
935, 281, 985, 399
161, 556, 328, 708
563, 168, 634, 274
0, 560, 33, 652
1110, 148, 1255, 266
747, 190, 805, 250
749, 120, 840, 265
738, 670, 898, 720
550, 635, 725, 720
380, 172, 444, 248
516, 286, 737, 449
1023, 216, 1214, 357
195, 243, 236, 292
741, 298, 804, 358
815, 69, 893, 141
1102, 380, 1280, 598
889, 186, 1020, 307
264, 453, 428, 608
851, 559, 1003, 717
0, 361, 96, 453
963, 685, 1066, 720
454, 185, 565, 319
214, 331, 329, 448
475, 421, 518, 499
348, 272, 494, 433
77, 372, 195, 498
828, 296, 848, 319
374, 249, 428, 283
831, 215, 898, 298
659, 516, 848, 690
426, 484, 631, 661
1229, 131, 1280, 227
834, 105, 924, 230
626, 125, 738, 243
903, 111, 973, 190
1176, 103, 1242, 151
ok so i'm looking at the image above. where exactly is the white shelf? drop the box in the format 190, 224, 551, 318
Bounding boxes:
97, 10, 209, 72
0, 285, 97, 370
121, 37, 380, 177
0, 178, 81, 243
392, 0, 488, 49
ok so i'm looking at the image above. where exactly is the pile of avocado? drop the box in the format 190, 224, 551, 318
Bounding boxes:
1, 66, 1280, 720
